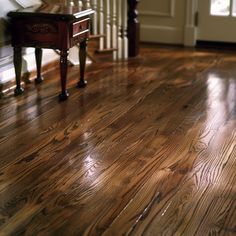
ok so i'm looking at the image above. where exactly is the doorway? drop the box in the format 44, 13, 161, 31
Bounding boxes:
198, 0, 236, 42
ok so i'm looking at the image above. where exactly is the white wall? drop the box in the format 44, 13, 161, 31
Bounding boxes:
0, 0, 20, 84
0, 0, 58, 86
138, 0, 197, 46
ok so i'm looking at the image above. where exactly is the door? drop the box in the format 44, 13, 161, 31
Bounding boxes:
138, 0, 187, 44
198, 0, 236, 42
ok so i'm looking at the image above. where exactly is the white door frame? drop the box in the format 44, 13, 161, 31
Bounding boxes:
139, 0, 198, 46
184, 0, 198, 46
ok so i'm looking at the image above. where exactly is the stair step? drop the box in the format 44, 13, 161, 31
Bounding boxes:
89, 34, 106, 40
87, 37, 114, 62
96, 48, 117, 54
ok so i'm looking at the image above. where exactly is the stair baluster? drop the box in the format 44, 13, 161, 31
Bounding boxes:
117, 0, 122, 60
98, 0, 105, 50
122, 0, 128, 59
85, 0, 91, 8
105, 0, 111, 49
68, 0, 139, 62
77, 0, 83, 7
111, 0, 117, 60
91, 0, 98, 35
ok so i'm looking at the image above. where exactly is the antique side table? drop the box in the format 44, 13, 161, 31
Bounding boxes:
7, 3, 94, 100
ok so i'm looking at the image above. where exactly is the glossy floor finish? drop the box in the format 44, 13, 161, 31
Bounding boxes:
0, 44, 236, 235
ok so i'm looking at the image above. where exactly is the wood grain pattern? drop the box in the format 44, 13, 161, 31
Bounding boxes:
0, 44, 236, 235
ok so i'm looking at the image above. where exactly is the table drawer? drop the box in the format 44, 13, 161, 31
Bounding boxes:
72, 18, 89, 37
71, 31, 89, 46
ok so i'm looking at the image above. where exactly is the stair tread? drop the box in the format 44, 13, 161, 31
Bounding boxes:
89, 34, 106, 39
96, 48, 118, 53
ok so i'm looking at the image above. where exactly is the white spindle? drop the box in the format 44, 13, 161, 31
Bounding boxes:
91, 0, 98, 35
68, 0, 74, 5
105, 0, 111, 49
117, 0, 122, 60
85, 0, 91, 8
112, 0, 117, 60
77, 0, 83, 7
122, 0, 128, 59
67, 0, 128, 62
99, 0, 105, 50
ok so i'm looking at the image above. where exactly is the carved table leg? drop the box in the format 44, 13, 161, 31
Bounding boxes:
35, 48, 44, 84
77, 40, 88, 88
59, 49, 69, 101
13, 47, 24, 95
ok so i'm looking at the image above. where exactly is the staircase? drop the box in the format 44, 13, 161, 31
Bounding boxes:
68, 0, 140, 63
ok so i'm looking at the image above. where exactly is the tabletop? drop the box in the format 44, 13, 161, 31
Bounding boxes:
7, 3, 94, 20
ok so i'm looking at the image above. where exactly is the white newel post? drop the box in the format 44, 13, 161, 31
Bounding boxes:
99, 0, 105, 50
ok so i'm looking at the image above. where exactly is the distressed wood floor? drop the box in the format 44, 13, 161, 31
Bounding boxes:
0, 44, 236, 235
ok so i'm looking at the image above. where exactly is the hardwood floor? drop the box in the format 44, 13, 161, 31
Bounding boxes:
0, 44, 236, 235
